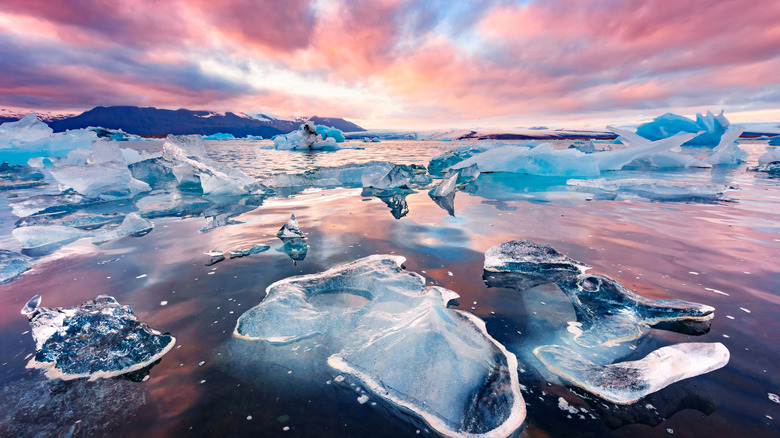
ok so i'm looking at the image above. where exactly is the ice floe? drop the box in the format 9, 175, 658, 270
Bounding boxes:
535, 343, 729, 404
23, 295, 175, 380
234, 255, 526, 437
567, 178, 730, 202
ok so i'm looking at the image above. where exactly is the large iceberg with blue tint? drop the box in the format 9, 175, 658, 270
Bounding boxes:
23, 295, 175, 381
272, 121, 347, 150
636, 110, 730, 146
234, 255, 526, 437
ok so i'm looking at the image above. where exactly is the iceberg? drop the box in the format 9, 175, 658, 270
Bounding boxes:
769, 136, 780, 146
636, 111, 729, 146
202, 133, 236, 140
0, 250, 33, 284
608, 126, 708, 169
428, 142, 503, 175
234, 255, 526, 437
484, 240, 715, 347
49, 140, 152, 200
567, 178, 729, 203
702, 127, 747, 165
277, 213, 304, 238
0, 113, 53, 146
273, 122, 327, 150
362, 164, 411, 189
758, 147, 780, 166
450, 132, 697, 177
444, 163, 480, 184
23, 295, 175, 380
534, 343, 730, 404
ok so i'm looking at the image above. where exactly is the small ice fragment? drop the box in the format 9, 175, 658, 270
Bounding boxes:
704, 287, 729, 296
204, 250, 224, 257
739, 307, 751, 314
247, 416, 253, 420
357, 395, 369, 404
666, 428, 674, 434
198, 361, 205, 367
429, 172, 458, 197
769, 393, 780, 404
21, 295, 41, 316
447, 271, 453, 277
136, 274, 147, 279
334, 375, 345, 383
283, 426, 290, 431
160, 301, 168, 306
200, 380, 206, 384
277, 214, 304, 238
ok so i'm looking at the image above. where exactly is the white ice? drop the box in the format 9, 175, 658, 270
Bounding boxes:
277, 213, 304, 238
0, 113, 53, 146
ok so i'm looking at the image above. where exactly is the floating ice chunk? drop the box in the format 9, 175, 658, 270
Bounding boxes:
277, 214, 304, 238
21, 294, 41, 315
234, 255, 526, 437
702, 127, 747, 165
567, 179, 728, 202
444, 163, 480, 184
362, 165, 412, 189
534, 343, 730, 404
202, 133, 236, 140
428, 142, 504, 174
758, 147, 780, 166
484, 240, 715, 347
0, 162, 46, 190
9, 193, 101, 218
0, 113, 53, 146
608, 126, 708, 169
13, 225, 92, 255
0, 250, 33, 284
636, 111, 729, 146
92, 213, 154, 244
429, 172, 459, 197
229, 244, 271, 258
273, 122, 323, 150
23, 295, 175, 380
162, 135, 262, 195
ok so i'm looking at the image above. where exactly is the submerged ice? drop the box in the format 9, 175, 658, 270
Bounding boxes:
234, 255, 526, 437
23, 295, 175, 380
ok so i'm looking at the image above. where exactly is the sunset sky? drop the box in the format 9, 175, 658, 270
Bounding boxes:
1, 0, 779, 129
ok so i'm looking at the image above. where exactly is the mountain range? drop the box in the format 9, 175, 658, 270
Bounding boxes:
0, 106, 365, 137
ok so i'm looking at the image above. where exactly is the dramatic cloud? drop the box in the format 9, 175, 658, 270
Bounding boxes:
0, 0, 778, 128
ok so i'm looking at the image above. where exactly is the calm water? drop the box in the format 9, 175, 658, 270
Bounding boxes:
0, 139, 778, 437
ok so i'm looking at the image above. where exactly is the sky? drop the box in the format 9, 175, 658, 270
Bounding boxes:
0, 0, 779, 130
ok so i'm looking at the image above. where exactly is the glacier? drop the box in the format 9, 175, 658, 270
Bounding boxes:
23, 295, 175, 381
234, 255, 526, 437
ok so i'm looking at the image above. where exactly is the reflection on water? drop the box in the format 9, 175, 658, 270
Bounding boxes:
0, 139, 778, 437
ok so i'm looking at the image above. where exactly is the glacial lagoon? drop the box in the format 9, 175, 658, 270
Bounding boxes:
1, 137, 779, 437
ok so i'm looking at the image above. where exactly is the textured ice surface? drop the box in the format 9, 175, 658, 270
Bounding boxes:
21, 294, 41, 315
234, 255, 526, 437
362, 164, 411, 189
0, 162, 46, 190
608, 126, 708, 169
636, 111, 729, 146
277, 213, 304, 237
9, 193, 102, 217
484, 240, 715, 347
444, 163, 480, 184
0, 250, 33, 284
24, 295, 175, 380
273, 122, 325, 149
567, 178, 729, 202
534, 343, 729, 404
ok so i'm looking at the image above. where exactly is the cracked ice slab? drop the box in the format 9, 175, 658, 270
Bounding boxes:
24, 295, 175, 381
534, 343, 729, 404
234, 255, 526, 437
